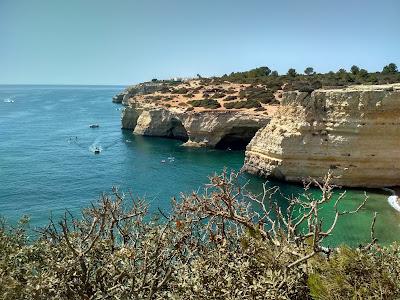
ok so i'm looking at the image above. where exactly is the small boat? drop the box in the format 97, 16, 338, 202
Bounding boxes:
94, 147, 101, 154
89, 124, 100, 128
161, 160, 166, 163
3, 98, 14, 103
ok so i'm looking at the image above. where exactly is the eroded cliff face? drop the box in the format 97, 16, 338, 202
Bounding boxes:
244, 84, 400, 187
113, 83, 164, 104
121, 106, 269, 149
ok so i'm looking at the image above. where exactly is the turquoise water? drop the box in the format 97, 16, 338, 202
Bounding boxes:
0, 85, 399, 246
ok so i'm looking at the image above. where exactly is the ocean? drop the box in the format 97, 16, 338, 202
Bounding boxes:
1, 85, 399, 246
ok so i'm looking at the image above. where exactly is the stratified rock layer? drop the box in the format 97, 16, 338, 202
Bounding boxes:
244, 84, 400, 187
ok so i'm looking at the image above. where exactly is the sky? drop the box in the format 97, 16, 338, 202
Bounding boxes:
0, 0, 399, 85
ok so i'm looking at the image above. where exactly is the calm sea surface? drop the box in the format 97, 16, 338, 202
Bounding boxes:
0, 85, 399, 246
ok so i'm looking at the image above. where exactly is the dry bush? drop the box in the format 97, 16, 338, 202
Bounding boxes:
1, 171, 399, 299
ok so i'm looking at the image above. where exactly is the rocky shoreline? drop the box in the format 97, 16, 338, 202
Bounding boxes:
121, 105, 269, 149
115, 82, 400, 188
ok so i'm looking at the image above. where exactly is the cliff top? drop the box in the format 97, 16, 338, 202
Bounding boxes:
122, 79, 280, 117
115, 64, 400, 116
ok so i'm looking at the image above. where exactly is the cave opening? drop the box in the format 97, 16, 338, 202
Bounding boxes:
168, 118, 189, 142
215, 126, 260, 150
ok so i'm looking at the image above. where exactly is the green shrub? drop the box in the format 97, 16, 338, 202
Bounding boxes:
304, 67, 315, 75
225, 95, 237, 101
192, 86, 204, 93
171, 87, 188, 94
287, 68, 297, 77
308, 245, 400, 299
211, 92, 226, 98
218, 64, 400, 89
236, 86, 275, 103
224, 99, 261, 109
351, 65, 360, 75
188, 99, 221, 109
382, 63, 398, 74
159, 86, 171, 93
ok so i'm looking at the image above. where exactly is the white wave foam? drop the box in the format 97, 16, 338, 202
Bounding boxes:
3, 98, 14, 103
388, 195, 400, 212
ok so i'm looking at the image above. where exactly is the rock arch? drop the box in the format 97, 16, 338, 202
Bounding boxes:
215, 126, 260, 150
167, 118, 189, 141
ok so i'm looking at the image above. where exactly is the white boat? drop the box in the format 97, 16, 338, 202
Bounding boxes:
3, 98, 14, 103
94, 147, 101, 154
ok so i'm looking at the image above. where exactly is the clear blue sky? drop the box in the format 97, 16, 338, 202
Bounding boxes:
1, 0, 399, 85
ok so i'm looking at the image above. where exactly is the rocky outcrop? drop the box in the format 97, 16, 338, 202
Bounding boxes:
180, 112, 267, 149
113, 82, 165, 105
112, 92, 126, 104
134, 108, 189, 141
121, 106, 143, 129
244, 84, 400, 187
121, 106, 269, 148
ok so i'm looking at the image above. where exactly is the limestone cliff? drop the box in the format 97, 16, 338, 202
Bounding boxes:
113, 82, 165, 105
116, 79, 277, 148
121, 106, 269, 149
244, 84, 400, 187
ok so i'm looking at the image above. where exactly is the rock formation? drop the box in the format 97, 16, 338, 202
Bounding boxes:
113, 82, 165, 105
121, 106, 269, 149
116, 79, 277, 149
244, 84, 400, 187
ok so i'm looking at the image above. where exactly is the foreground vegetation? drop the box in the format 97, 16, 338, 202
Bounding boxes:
1, 172, 399, 299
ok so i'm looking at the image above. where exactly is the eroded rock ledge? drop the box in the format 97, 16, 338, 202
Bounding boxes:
122, 105, 269, 149
243, 84, 400, 187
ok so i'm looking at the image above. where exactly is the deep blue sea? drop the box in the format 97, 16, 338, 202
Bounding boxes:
1, 85, 399, 246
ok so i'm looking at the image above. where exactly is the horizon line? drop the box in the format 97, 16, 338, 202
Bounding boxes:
0, 83, 129, 86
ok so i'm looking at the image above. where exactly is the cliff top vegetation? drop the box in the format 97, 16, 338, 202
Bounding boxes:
119, 63, 399, 114
215, 63, 400, 92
